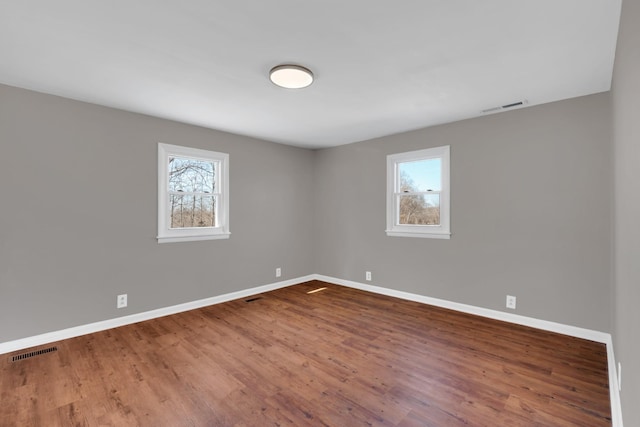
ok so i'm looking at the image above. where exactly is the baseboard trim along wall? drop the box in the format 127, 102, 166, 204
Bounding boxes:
0, 275, 315, 356
0, 273, 623, 426
315, 274, 610, 342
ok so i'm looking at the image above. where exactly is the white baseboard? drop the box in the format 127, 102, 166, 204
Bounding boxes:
0, 273, 622, 426
312, 274, 623, 427
313, 274, 609, 342
0, 275, 314, 356
605, 335, 624, 427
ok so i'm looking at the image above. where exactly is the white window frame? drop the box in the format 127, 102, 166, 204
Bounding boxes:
157, 143, 230, 243
386, 145, 450, 239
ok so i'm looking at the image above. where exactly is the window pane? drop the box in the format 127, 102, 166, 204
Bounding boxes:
169, 195, 216, 228
168, 157, 215, 193
398, 194, 440, 225
398, 158, 441, 192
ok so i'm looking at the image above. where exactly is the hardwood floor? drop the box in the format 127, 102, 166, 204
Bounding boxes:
0, 281, 611, 426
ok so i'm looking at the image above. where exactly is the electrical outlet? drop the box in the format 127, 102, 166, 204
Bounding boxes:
506, 295, 516, 309
275, 267, 282, 278
618, 362, 622, 391
366, 271, 372, 281
117, 294, 127, 309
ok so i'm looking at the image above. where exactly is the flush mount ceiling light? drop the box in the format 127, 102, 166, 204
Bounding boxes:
269, 64, 314, 89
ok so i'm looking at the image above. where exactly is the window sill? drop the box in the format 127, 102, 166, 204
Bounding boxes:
385, 230, 451, 239
157, 232, 231, 244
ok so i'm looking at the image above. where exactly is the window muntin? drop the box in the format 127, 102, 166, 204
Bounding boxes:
158, 143, 229, 243
387, 146, 450, 239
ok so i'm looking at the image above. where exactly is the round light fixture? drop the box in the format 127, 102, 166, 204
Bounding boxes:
269, 64, 314, 89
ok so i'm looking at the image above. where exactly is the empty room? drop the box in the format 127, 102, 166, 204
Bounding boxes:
0, 1, 638, 426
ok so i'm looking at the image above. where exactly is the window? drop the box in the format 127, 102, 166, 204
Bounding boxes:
157, 143, 229, 243
386, 145, 450, 239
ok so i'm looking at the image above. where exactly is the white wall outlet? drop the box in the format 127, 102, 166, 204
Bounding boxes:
275, 267, 282, 278
618, 362, 622, 391
117, 294, 128, 309
506, 295, 516, 309
366, 271, 372, 281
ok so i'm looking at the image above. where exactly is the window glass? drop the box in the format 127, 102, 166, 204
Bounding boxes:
398, 158, 441, 192
398, 194, 440, 225
169, 194, 216, 228
168, 157, 215, 193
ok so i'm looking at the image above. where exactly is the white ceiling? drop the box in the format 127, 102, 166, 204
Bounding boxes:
0, 1, 621, 149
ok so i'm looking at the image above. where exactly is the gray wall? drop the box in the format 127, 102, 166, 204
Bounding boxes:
0, 84, 315, 342
612, 0, 640, 422
0, 50, 629, 416
0, 83, 615, 338
313, 94, 612, 332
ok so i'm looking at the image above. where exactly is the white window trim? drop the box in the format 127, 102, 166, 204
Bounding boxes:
157, 143, 230, 243
386, 145, 451, 239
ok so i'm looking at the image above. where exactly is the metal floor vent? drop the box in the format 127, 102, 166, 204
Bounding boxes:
11, 346, 58, 362
245, 296, 263, 303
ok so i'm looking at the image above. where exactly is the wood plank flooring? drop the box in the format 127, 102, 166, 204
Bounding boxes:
0, 281, 611, 426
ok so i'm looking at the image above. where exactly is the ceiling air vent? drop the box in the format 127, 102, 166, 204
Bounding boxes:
482, 100, 528, 114
502, 101, 523, 108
